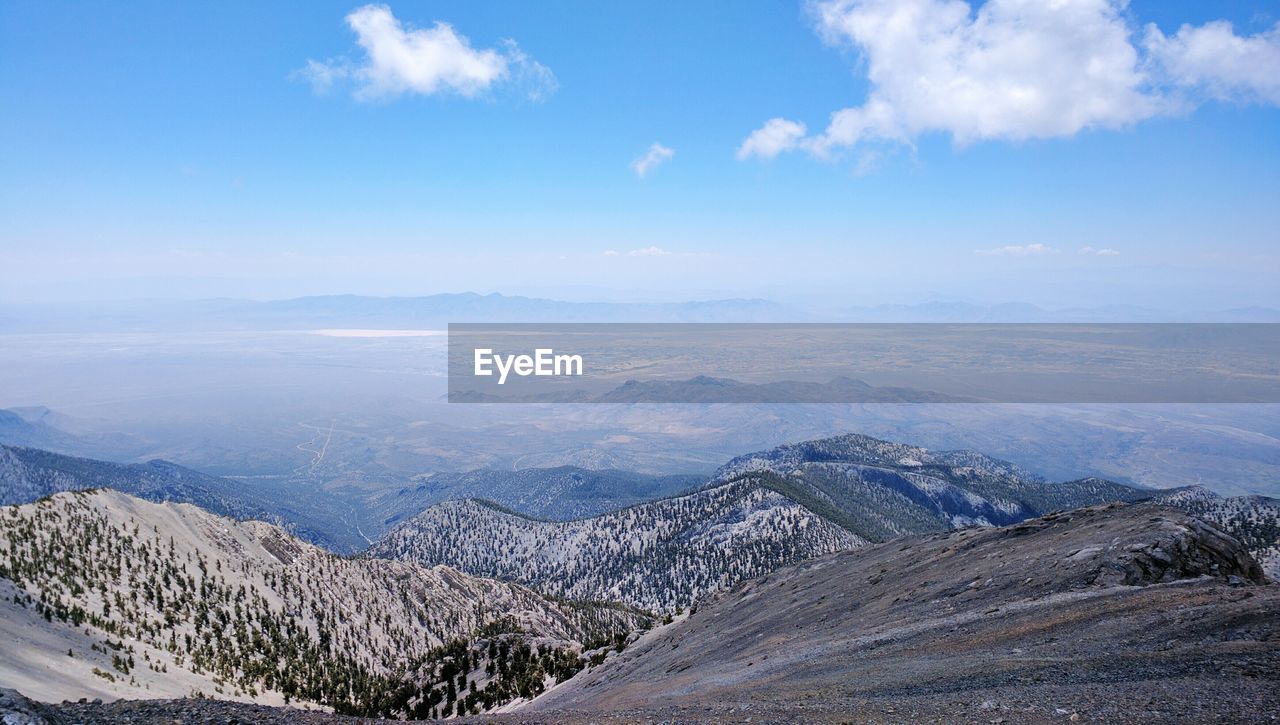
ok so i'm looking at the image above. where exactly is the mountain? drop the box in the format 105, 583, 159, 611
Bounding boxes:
0, 445, 283, 522
367, 434, 1161, 615
524, 502, 1279, 721
0, 408, 148, 461
0, 444, 379, 552
0, 409, 81, 451
837, 300, 1280, 322
368, 479, 865, 613
369, 433, 1278, 621
712, 433, 1152, 541
368, 466, 705, 529
0, 490, 650, 718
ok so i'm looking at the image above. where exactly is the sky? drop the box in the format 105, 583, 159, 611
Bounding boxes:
1, 0, 1279, 309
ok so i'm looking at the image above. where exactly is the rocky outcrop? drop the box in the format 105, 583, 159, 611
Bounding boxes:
1095, 512, 1266, 586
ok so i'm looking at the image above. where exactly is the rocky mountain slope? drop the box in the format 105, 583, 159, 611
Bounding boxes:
368, 479, 864, 613
0, 490, 650, 718
368, 466, 704, 530
524, 502, 1280, 722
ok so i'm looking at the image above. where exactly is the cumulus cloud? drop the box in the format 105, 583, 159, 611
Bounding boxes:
975, 243, 1057, 257
1080, 246, 1121, 256
1146, 20, 1280, 105
297, 4, 555, 101
740, 0, 1280, 160
632, 143, 675, 177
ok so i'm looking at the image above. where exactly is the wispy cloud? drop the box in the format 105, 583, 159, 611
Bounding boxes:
1080, 246, 1121, 256
975, 243, 1058, 257
736, 119, 807, 160
604, 246, 676, 257
739, 1, 1280, 161
631, 143, 675, 177
296, 4, 555, 102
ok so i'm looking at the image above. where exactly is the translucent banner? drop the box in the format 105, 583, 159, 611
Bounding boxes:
447, 323, 1280, 403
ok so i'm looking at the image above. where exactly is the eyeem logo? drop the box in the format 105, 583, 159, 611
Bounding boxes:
474, 348, 584, 385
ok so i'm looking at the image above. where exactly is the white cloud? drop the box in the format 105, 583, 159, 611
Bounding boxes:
500, 39, 558, 102
737, 118, 808, 160
297, 4, 555, 102
1080, 246, 1120, 256
1146, 21, 1280, 105
741, 1, 1280, 160
602, 246, 685, 258
295, 59, 344, 95
625, 246, 673, 257
975, 243, 1057, 257
632, 143, 675, 177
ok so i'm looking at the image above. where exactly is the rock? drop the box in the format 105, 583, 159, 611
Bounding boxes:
0, 689, 61, 725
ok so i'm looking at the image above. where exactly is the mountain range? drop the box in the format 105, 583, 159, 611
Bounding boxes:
1, 431, 1278, 719
369, 433, 1280, 612
3, 293, 1277, 333
5, 495, 1275, 722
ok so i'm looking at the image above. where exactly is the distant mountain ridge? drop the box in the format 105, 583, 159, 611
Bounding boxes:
0, 444, 285, 526
369, 466, 705, 528
2, 293, 1276, 333
0, 293, 798, 333
0, 443, 375, 552
710, 433, 1151, 540
718, 434, 1279, 574
0, 408, 147, 461
0, 410, 80, 451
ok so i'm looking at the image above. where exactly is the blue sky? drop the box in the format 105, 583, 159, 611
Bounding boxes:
1, 0, 1278, 309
